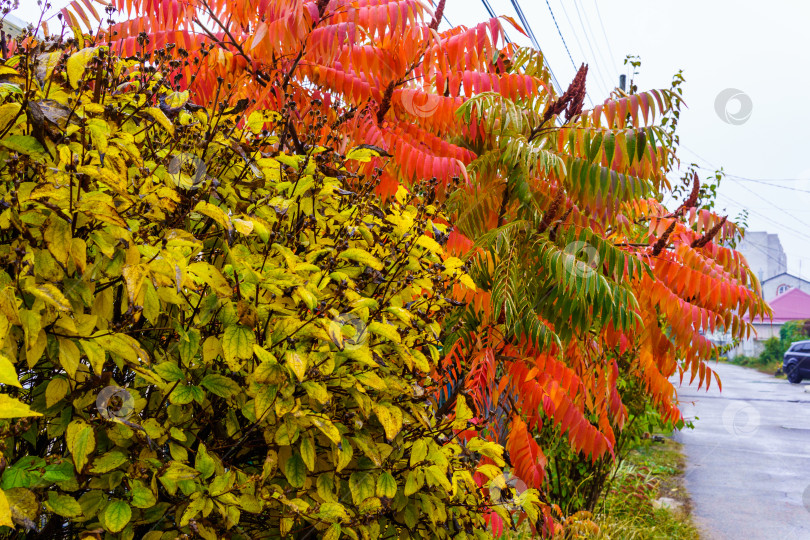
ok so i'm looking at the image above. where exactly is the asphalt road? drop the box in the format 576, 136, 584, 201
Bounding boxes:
673, 362, 810, 540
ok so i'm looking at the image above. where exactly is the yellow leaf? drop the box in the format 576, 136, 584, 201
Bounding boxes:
232, 218, 254, 235
310, 415, 341, 444
70, 238, 87, 273
66, 47, 98, 88
346, 145, 390, 162
164, 90, 189, 109
122, 265, 147, 307
300, 436, 315, 471
416, 235, 443, 254
145, 107, 174, 135
58, 337, 81, 378
187, 262, 232, 296
44, 216, 71, 265
459, 274, 477, 291
202, 336, 220, 364
338, 248, 383, 271
67, 420, 95, 473
368, 321, 401, 343
0, 489, 12, 528
287, 351, 307, 381
452, 396, 473, 429
0, 103, 20, 132
80, 339, 106, 375
194, 201, 232, 232
26, 283, 72, 312
45, 377, 70, 407
222, 325, 254, 370
0, 353, 21, 388
0, 395, 42, 418
374, 404, 403, 440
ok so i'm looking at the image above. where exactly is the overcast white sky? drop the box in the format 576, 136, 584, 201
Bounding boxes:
11, 0, 810, 278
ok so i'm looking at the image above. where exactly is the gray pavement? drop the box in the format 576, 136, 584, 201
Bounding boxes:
673, 362, 810, 540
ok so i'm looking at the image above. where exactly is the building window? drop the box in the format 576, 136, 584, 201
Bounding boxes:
777, 284, 791, 295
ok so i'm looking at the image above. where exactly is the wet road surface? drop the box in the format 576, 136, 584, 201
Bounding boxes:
673, 362, 810, 539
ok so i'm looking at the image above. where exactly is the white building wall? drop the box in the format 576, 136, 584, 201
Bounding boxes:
737, 231, 787, 283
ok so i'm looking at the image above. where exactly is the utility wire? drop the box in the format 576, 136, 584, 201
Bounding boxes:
570, 0, 611, 96
717, 193, 810, 244
542, 0, 593, 107
592, 0, 619, 75
576, 0, 615, 86
543, 0, 575, 69
506, 0, 562, 93
553, 0, 599, 106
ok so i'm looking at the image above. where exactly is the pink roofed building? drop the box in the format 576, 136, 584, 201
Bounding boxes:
731, 287, 810, 357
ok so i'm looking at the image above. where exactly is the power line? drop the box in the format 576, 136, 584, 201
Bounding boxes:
574, 0, 615, 85
570, 0, 611, 96
592, 0, 619, 75
506, 0, 563, 93
541, 0, 593, 107
730, 177, 808, 230
717, 193, 810, 244
682, 146, 810, 185
553, 0, 599, 106
543, 0, 575, 69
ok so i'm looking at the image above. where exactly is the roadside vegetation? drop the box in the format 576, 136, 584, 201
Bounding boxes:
730, 320, 809, 375
0, 0, 769, 537
590, 435, 699, 540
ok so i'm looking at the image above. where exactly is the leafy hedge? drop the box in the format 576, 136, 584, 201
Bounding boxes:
0, 39, 542, 538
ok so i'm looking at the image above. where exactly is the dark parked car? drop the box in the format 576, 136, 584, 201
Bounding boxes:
783, 340, 810, 383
